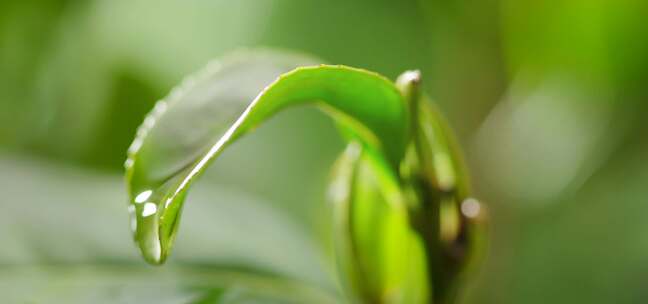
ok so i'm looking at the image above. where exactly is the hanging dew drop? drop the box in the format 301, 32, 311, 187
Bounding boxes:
128, 187, 168, 264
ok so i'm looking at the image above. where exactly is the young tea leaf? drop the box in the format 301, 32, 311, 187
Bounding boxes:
125, 50, 321, 264
126, 50, 410, 265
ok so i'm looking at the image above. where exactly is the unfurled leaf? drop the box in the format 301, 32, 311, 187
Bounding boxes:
126, 50, 409, 264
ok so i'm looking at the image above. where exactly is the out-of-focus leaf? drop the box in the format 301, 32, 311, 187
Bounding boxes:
0, 155, 336, 303
1, 265, 337, 304
472, 77, 615, 203
0, 0, 70, 145
125, 50, 409, 264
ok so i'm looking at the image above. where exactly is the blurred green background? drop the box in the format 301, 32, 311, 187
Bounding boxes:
1, 0, 648, 303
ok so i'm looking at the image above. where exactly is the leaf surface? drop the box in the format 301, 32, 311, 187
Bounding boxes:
126, 50, 409, 264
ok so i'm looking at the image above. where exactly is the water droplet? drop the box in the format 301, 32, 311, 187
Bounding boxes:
124, 158, 134, 169
142, 202, 157, 217
461, 198, 481, 218
134, 190, 153, 203
128, 138, 144, 154
130, 216, 137, 232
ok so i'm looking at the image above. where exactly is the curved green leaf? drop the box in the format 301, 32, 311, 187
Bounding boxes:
126, 51, 409, 264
